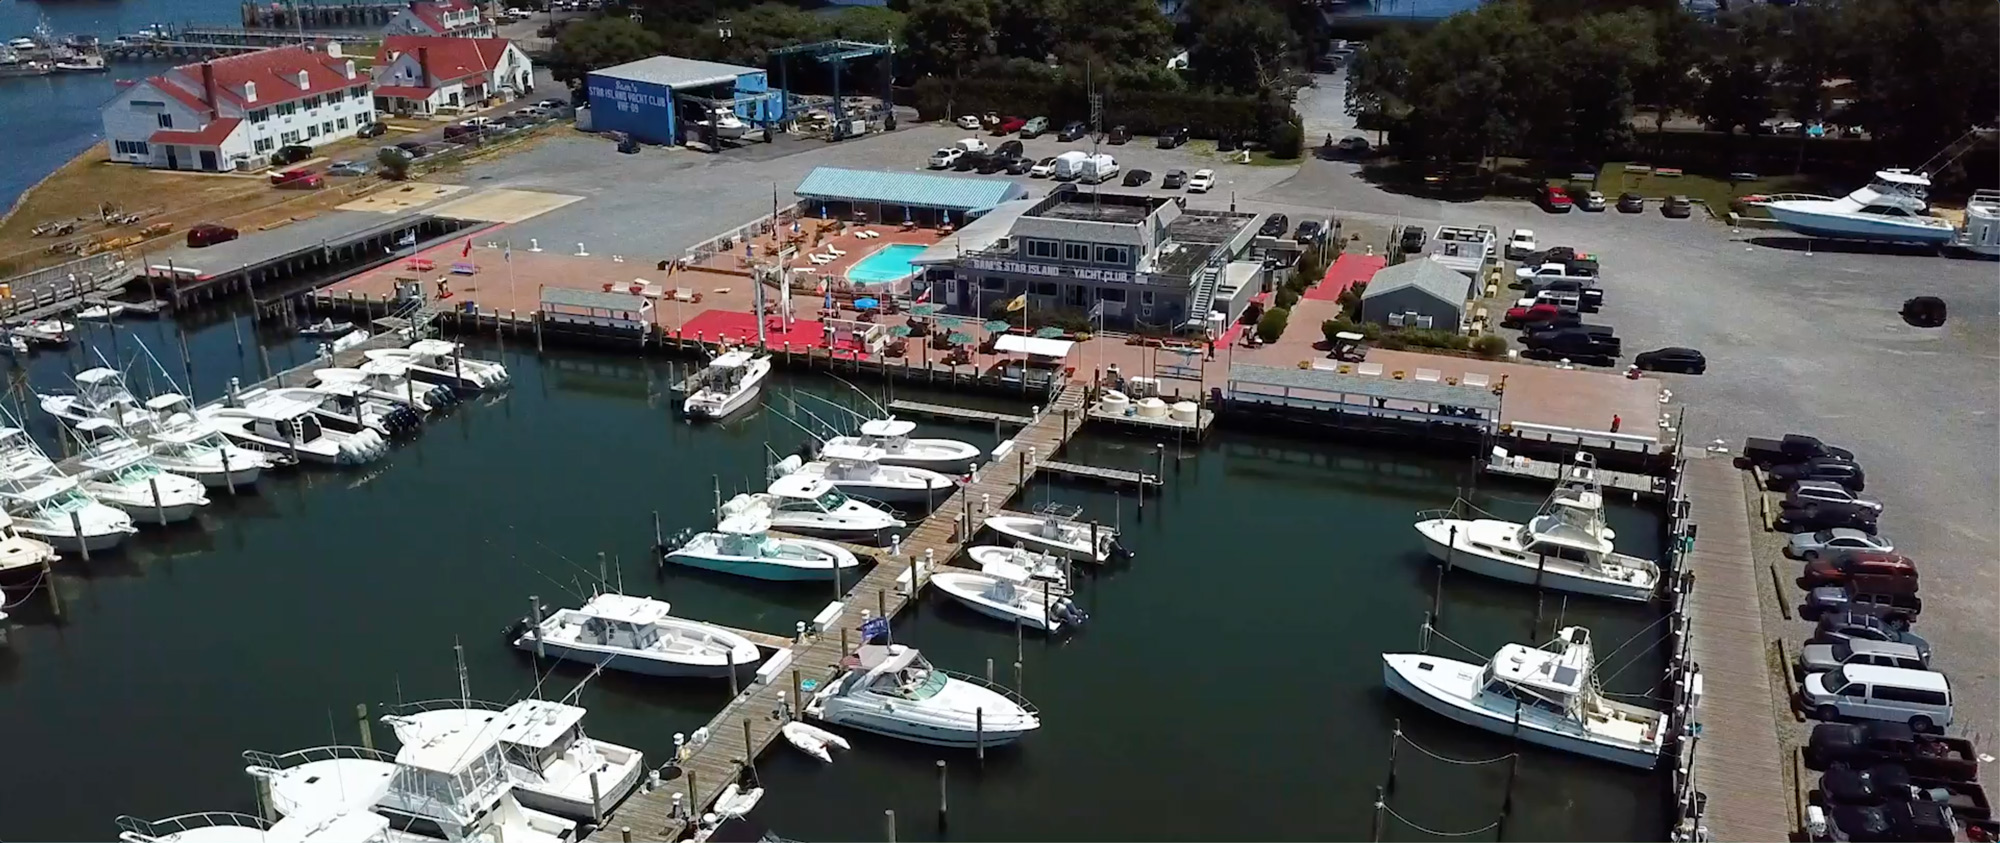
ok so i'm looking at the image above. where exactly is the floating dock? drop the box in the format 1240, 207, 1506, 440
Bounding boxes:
886, 399, 1033, 427
1037, 460, 1160, 489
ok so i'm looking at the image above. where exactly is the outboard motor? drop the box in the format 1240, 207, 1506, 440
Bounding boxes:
426, 384, 461, 409
1052, 597, 1088, 628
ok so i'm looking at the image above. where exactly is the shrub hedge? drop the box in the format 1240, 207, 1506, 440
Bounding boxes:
1256, 307, 1290, 343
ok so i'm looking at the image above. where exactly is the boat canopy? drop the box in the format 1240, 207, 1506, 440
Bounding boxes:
859, 419, 917, 438
993, 334, 1075, 359
768, 473, 835, 499
716, 512, 772, 535
494, 699, 588, 749
577, 593, 672, 625
75, 367, 123, 385
145, 393, 191, 411
712, 350, 755, 369
819, 442, 886, 464
407, 339, 461, 357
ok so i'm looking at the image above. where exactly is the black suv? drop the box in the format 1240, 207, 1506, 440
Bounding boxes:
271, 144, 313, 165
1106, 125, 1131, 145
1616, 192, 1645, 213
1399, 225, 1427, 253
1259, 213, 1289, 238
1156, 126, 1189, 148
1058, 121, 1087, 141
1523, 328, 1621, 361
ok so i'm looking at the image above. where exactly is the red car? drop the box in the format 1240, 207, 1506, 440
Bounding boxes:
1538, 184, 1573, 212
186, 223, 238, 248
1802, 551, 1919, 590
1503, 302, 1577, 327
995, 115, 1026, 135
269, 167, 313, 186
275, 173, 325, 190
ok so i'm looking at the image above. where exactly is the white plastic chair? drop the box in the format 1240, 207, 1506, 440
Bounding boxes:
1462, 372, 1491, 388
1356, 362, 1384, 377
1414, 368, 1442, 383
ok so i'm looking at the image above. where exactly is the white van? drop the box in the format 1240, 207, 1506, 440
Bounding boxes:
952, 138, 989, 154
1051, 151, 1089, 180
1801, 663, 1953, 732
1079, 154, 1119, 185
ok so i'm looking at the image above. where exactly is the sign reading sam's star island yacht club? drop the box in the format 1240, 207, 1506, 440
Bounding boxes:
966, 257, 1143, 285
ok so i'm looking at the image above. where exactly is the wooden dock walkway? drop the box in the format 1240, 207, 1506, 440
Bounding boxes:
1483, 453, 1665, 499
886, 399, 1033, 427
589, 385, 1090, 842
1039, 460, 1160, 489
1679, 457, 1791, 841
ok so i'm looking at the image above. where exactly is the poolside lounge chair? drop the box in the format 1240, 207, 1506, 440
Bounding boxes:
1414, 368, 1442, 383
1356, 362, 1384, 377
808, 254, 834, 265
826, 245, 847, 257
1462, 373, 1491, 389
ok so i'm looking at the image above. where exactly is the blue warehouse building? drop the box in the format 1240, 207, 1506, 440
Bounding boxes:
585, 55, 782, 146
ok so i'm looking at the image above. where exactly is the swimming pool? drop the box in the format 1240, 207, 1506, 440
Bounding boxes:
845, 243, 928, 284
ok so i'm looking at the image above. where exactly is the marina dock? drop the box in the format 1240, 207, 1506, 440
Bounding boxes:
590, 385, 1091, 842
1037, 460, 1160, 489
885, 399, 1033, 428
1483, 451, 1664, 498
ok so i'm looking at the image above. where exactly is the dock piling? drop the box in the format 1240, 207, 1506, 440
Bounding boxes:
975, 708, 985, 764
150, 477, 165, 526
790, 669, 802, 720
1371, 786, 1385, 842
652, 510, 662, 555
877, 590, 889, 644
70, 511, 89, 562
884, 809, 897, 843
743, 719, 757, 779
1385, 720, 1400, 794
936, 760, 948, 828
530, 596, 546, 658
42, 557, 62, 620
1013, 660, 1023, 695
621, 828, 632, 843
590, 772, 604, 826
356, 703, 374, 750
221, 447, 236, 496
685, 771, 698, 823
726, 646, 739, 699
985, 658, 994, 684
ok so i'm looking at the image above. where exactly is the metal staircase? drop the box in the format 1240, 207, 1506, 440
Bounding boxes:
1185, 264, 1223, 331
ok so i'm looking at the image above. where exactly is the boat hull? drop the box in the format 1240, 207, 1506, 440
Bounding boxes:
1382, 654, 1660, 769
684, 381, 762, 420
665, 550, 848, 582
515, 751, 646, 822
929, 572, 1061, 632
983, 517, 1110, 563
825, 479, 948, 506
159, 459, 263, 489
1415, 519, 1653, 602
765, 515, 899, 544
1764, 204, 1957, 245
814, 710, 1035, 748
102, 496, 204, 525
513, 637, 757, 679
22, 526, 131, 553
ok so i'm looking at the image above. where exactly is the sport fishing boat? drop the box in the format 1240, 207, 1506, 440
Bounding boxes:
268, 384, 421, 439
315, 361, 456, 414
928, 561, 1085, 633
381, 697, 645, 823
364, 339, 510, 391
1381, 626, 1674, 769
1753, 169, 1959, 246
823, 419, 982, 473
0, 510, 59, 589
806, 644, 1041, 748
115, 806, 401, 843
1413, 452, 1659, 602
664, 511, 861, 582
683, 350, 770, 420
511, 592, 762, 678
201, 391, 388, 465
691, 106, 749, 140
982, 503, 1124, 563
65, 420, 209, 525
0, 427, 137, 552
729, 473, 904, 543
245, 732, 577, 843
965, 545, 1071, 591
38, 367, 156, 429
138, 396, 278, 488
769, 443, 954, 506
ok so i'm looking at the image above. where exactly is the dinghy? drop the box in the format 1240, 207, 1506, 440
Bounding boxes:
76, 303, 124, 321
297, 317, 354, 337
781, 721, 850, 763
983, 503, 1124, 563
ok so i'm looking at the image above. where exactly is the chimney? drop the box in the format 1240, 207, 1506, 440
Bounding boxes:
200, 61, 218, 119
417, 46, 431, 87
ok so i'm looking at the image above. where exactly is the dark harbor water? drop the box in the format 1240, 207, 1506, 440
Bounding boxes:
0, 314, 1666, 841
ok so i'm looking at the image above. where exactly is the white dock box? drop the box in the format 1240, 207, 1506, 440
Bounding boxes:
755, 648, 795, 685
812, 601, 844, 634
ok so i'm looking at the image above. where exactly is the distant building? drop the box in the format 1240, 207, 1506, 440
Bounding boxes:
584, 55, 779, 146
1357, 258, 1474, 331
372, 36, 533, 116
100, 43, 375, 172
909, 185, 1266, 332
383, 0, 494, 39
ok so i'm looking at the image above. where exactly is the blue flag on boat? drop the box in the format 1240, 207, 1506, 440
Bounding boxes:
861, 616, 889, 641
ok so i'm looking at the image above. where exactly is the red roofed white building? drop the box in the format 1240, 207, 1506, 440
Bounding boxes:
372, 36, 533, 116
100, 42, 378, 171
382, 0, 494, 39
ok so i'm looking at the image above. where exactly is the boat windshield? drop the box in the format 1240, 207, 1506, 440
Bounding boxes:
107, 461, 162, 484
44, 487, 94, 514
876, 666, 948, 701
815, 488, 848, 510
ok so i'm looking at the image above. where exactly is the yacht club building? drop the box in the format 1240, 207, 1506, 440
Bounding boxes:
909, 186, 1265, 333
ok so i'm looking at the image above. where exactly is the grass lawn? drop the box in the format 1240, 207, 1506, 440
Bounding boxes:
1592, 162, 1826, 217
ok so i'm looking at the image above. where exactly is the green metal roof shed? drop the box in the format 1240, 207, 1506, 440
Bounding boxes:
793, 167, 1030, 216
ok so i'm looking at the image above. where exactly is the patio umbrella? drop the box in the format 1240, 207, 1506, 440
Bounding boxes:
889, 325, 913, 337
1034, 326, 1063, 339
910, 303, 941, 316
983, 319, 1010, 333
947, 332, 974, 345
853, 297, 879, 310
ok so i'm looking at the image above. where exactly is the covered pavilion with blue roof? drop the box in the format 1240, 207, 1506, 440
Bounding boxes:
793, 167, 1031, 228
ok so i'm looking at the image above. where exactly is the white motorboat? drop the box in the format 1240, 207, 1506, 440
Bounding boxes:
824, 419, 982, 473
330, 330, 372, 354
683, 350, 771, 420
201, 392, 388, 465
116, 807, 401, 843
691, 106, 749, 140
298, 318, 355, 338
780, 721, 850, 763
139, 398, 277, 488
806, 644, 1040, 748
77, 303, 125, 321
770, 443, 954, 506
13, 319, 74, 344
315, 361, 455, 414
734, 473, 904, 542
364, 339, 509, 391
665, 511, 861, 582
265, 385, 421, 439
65, 421, 209, 525
241, 746, 398, 820
1382, 626, 1673, 769
0, 510, 59, 588
0, 427, 137, 552
929, 562, 1085, 633
247, 732, 577, 843
38, 366, 156, 429
381, 698, 645, 823
964, 545, 1071, 591
1755, 169, 1957, 246
982, 503, 1123, 563
512, 592, 762, 678
4, 336, 28, 355
1413, 452, 1659, 601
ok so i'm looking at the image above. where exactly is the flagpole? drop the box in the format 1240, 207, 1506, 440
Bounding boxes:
505, 239, 515, 311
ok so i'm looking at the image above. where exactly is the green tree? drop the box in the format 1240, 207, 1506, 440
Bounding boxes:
707, 3, 828, 65
1345, 25, 1413, 139
1255, 306, 1290, 343
1187, 0, 1295, 94
547, 16, 664, 86
1837, 0, 1999, 164
376, 147, 411, 180
903, 0, 996, 78
829, 6, 906, 43
989, 0, 1058, 60
1558, 10, 1655, 162
1693, 9, 1777, 135
1638, 8, 1703, 143
1054, 0, 1172, 70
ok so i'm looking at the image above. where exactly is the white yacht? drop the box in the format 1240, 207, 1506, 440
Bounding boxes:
929, 561, 1085, 633
691, 106, 749, 140
806, 644, 1040, 748
824, 419, 982, 473
0, 427, 137, 552
241, 746, 398, 820
770, 443, 954, 506
65, 421, 209, 524
267, 385, 421, 439
0, 510, 59, 588
201, 392, 388, 465
727, 473, 904, 543
1756, 169, 1959, 246
364, 339, 510, 391
315, 361, 455, 414
247, 732, 578, 843
139, 397, 278, 488
1382, 626, 1673, 769
381, 698, 645, 823
982, 504, 1123, 563
965, 545, 1071, 591
116, 808, 402, 843
38, 367, 156, 429
512, 592, 763, 678
665, 511, 861, 582
683, 350, 771, 420
1413, 453, 1659, 601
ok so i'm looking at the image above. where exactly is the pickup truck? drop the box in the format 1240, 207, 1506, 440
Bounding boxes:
1742, 434, 1856, 469
1515, 261, 1599, 285
1522, 278, 1604, 312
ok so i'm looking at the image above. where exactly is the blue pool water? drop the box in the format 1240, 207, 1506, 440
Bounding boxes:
845, 243, 927, 284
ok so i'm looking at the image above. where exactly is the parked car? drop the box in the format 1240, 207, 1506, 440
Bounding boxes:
1820, 763, 1991, 823
443, 124, 481, 142
395, 140, 427, 155
1186, 169, 1216, 193
1811, 611, 1930, 662
1521, 246, 1596, 267
1789, 528, 1893, 561
1537, 183, 1574, 212
1505, 229, 1538, 260
537, 98, 567, 110
954, 150, 987, 171
1616, 192, 1645, 213
1294, 220, 1327, 244
325, 160, 370, 177
186, 223, 238, 249
1634, 346, 1707, 374
1335, 135, 1370, 154
1778, 500, 1880, 534
1504, 302, 1582, 329
274, 173, 324, 190
268, 167, 313, 186
1802, 552, 1919, 591
955, 115, 981, 130
1107, 125, 1131, 144
271, 144, 312, 166
1743, 434, 1856, 469
1662, 194, 1693, 218
1156, 126, 1189, 148
1058, 120, 1087, 141
1580, 190, 1607, 211
1005, 156, 1035, 175
1791, 480, 1884, 513
928, 147, 963, 169
1823, 801, 1959, 843
1800, 639, 1930, 676
1801, 663, 1953, 732
1769, 458, 1867, 493
996, 139, 1024, 158
952, 137, 989, 153
1399, 225, 1428, 253
1805, 586, 1922, 624
1522, 328, 1621, 362
1122, 168, 1152, 187
460, 116, 494, 129
995, 115, 1026, 135
1020, 116, 1049, 138
1029, 156, 1059, 178
357, 121, 387, 139
1806, 722, 1981, 780
1259, 213, 1289, 238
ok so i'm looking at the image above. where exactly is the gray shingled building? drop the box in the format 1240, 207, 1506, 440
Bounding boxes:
1357, 257, 1475, 331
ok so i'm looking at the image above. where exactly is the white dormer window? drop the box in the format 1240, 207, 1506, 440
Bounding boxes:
344, 60, 355, 79
296, 69, 310, 89
243, 80, 256, 102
